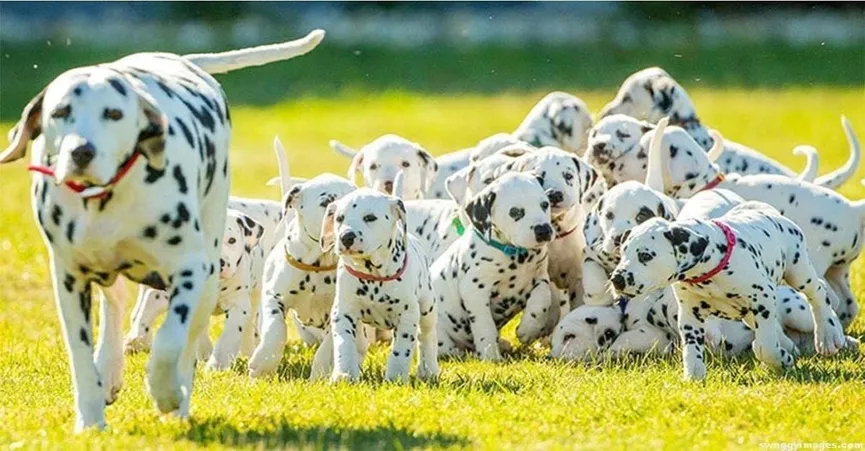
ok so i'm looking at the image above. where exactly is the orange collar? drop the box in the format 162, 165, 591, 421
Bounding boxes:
700, 173, 725, 192
285, 246, 337, 272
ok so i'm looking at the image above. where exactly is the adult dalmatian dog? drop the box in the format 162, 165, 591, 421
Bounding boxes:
319, 188, 439, 382
642, 118, 865, 328
0, 30, 325, 431
610, 199, 846, 380
433, 173, 557, 360
595, 67, 859, 189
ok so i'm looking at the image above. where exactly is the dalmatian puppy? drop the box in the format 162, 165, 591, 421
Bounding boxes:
585, 114, 857, 189
328, 134, 438, 200
124, 209, 267, 370
247, 173, 358, 379
513, 91, 593, 155
422, 133, 523, 201
0, 29, 324, 430
317, 188, 438, 382
611, 201, 847, 380
644, 118, 864, 327
596, 67, 860, 188
433, 173, 556, 360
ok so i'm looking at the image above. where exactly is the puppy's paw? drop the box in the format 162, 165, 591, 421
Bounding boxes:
123, 334, 151, 354
330, 370, 359, 384
814, 314, 846, 356
683, 362, 707, 381
205, 355, 232, 372
753, 341, 791, 370
416, 362, 440, 382
248, 349, 280, 378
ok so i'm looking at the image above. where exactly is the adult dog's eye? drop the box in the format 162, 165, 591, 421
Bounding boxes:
638, 250, 654, 264
336, 214, 344, 223
509, 207, 525, 221
615, 130, 631, 140
401, 161, 410, 168
103, 108, 123, 121
228, 237, 236, 245
540, 201, 549, 211
51, 105, 71, 119
369, 164, 378, 171
363, 214, 377, 223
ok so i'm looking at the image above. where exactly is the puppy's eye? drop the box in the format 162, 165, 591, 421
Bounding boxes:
363, 214, 377, 223
369, 164, 378, 171
51, 105, 71, 119
605, 211, 614, 220
615, 130, 631, 140
563, 172, 574, 181
401, 161, 410, 168
336, 214, 344, 223
228, 237, 237, 245
540, 201, 549, 211
103, 108, 124, 121
638, 250, 654, 264
482, 177, 494, 185
509, 207, 525, 221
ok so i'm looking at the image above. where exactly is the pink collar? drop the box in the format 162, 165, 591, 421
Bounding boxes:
344, 250, 409, 282
27, 151, 142, 200
699, 173, 725, 193
682, 220, 736, 284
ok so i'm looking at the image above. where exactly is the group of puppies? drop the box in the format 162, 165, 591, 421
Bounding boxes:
2, 29, 861, 432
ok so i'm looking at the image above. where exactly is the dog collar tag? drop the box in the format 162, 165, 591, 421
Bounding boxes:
452, 216, 465, 236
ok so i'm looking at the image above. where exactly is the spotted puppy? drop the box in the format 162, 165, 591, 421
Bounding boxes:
328, 134, 438, 200
248, 173, 358, 378
433, 173, 556, 360
596, 67, 859, 188
644, 118, 864, 327
610, 201, 846, 380
125, 209, 267, 370
0, 30, 324, 430
319, 188, 438, 382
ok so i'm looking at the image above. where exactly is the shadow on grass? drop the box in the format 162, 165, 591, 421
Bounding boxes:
178, 417, 469, 449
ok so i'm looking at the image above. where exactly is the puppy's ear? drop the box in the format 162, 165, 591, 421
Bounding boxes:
283, 184, 303, 211
236, 214, 264, 251
414, 145, 438, 195
319, 203, 337, 252
638, 120, 655, 135
465, 190, 496, 240
580, 166, 607, 212
346, 149, 364, 186
1, 87, 46, 164
390, 197, 407, 238
133, 83, 168, 170
662, 225, 691, 248
445, 167, 471, 205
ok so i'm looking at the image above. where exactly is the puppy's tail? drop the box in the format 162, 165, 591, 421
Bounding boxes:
392, 170, 406, 199
329, 139, 358, 158
184, 29, 325, 75
793, 145, 819, 183
644, 116, 669, 192
270, 136, 293, 198
813, 116, 860, 190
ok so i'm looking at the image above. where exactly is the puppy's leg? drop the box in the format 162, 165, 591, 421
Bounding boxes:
416, 294, 439, 381
207, 294, 251, 371
249, 284, 290, 378
674, 289, 708, 381
95, 280, 127, 406
517, 278, 554, 344
309, 326, 334, 381
357, 324, 373, 365
294, 313, 321, 347
462, 287, 503, 361
240, 285, 262, 358
582, 257, 611, 305
196, 329, 213, 361
124, 287, 168, 353
50, 260, 105, 432
147, 253, 215, 415
330, 297, 361, 382
385, 308, 420, 383
436, 327, 464, 359
825, 265, 858, 328
744, 286, 794, 370
783, 246, 846, 355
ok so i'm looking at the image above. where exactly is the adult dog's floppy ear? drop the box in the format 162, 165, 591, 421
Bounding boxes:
236, 213, 264, 251
346, 148, 365, 186
1, 87, 46, 164
319, 202, 338, 252
133, 84, 168, 170
414, 145, 438, 194
645, 117, 669, 192
465, 190, 496, 240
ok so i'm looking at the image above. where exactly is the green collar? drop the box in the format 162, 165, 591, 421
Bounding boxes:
453, 216, 528, 257
452, 216, 466, 236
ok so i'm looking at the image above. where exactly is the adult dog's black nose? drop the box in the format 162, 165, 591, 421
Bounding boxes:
534, 224, 553, 242
611, 272, 626, 291
340, 231, 357, 248
547, 190, 564, 207
71, 143, 96, 168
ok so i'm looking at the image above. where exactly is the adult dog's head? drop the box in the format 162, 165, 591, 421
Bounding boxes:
464, 172, 554, 249
319, 188, 406, 258
335, 134, 437, 200
2, 67, 168, 187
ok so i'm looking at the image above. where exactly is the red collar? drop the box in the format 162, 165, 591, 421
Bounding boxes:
27, 151, 142, 200
683, 220, 736, 284
556, 223, 579, 239
699, 173, 725, 193
344, 250, 409, 282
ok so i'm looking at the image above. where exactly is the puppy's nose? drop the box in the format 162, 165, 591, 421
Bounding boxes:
611, 272, 626, 291
70, 143, 96, 168
534, 223, 553, 242
340, 231, 357, 248
592, 142, 608, 155
383, 181, 393, 194
547, 190, 564, 207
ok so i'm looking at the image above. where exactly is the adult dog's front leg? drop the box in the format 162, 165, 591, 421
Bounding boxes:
95, 279, 127, 406
517, 279, 554, 344
147, 253, 215, 415
50, 258, 104, 432
385, 309, 421, 382
675, 290, 708, 381
330, 297, 361, 382
207, 295, 251, 371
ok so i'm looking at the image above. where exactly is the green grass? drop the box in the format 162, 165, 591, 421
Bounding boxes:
0, 88, 864, 449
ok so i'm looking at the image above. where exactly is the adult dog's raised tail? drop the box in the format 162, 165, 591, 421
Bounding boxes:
184, 29, 325, 75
